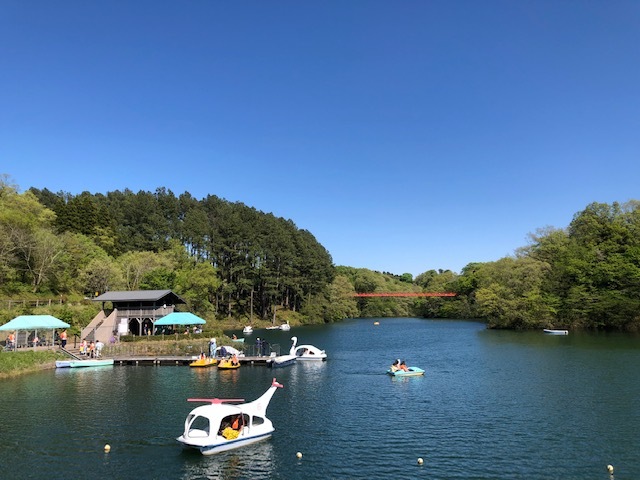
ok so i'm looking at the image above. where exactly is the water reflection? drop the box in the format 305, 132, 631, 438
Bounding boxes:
180, 441, 275, 480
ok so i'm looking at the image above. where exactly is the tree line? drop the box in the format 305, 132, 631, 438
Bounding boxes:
2, 174, 638, 331
328, 201, 640, 331
1, 177, 335, 324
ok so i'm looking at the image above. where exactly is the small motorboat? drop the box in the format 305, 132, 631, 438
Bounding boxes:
190, 357, 217, 368
289, 336, 327, 361
267, 352, 297, 368
177, 378, 284, 455
218, 358, 241, 369
387, 366, 425, 377
56, 359, 114, 368
242, 326, 253, 334
543, 329, 569, 335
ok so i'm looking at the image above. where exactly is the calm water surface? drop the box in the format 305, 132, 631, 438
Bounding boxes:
1, 318, 639, 479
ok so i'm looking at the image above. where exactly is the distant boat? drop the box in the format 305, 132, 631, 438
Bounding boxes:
242, 326, 253, 334
387, 366, 425, 377
279, 322, 291, 331
543, 329, 569, 335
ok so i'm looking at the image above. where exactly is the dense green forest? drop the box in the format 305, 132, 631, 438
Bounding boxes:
1, 175, 639, 331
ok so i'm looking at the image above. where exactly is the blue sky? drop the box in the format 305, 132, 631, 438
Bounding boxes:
2, 1, 639, 276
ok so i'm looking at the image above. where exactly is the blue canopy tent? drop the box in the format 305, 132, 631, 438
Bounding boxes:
0, 315, 70, 350
153, 312, 206, 334
154, 312, 206, 326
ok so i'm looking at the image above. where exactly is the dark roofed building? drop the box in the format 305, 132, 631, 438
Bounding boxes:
82, 290, 186, 341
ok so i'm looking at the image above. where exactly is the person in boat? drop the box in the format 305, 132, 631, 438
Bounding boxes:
231, 354, 239, 366
390, 359, 401, 372
231, 415, 242, 430
399, 360, 409, 372
232, 334, 237, 340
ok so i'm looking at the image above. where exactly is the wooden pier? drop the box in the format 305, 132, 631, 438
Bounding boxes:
111, 355, 272, 366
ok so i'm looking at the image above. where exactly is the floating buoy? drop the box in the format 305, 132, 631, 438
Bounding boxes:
607, 465, 614, 474
296, 452, 303, 459
417, 457, 424, 465
104, 444, 111, 453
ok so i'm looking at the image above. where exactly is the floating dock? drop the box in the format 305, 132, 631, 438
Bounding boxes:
111, 355, 272, 366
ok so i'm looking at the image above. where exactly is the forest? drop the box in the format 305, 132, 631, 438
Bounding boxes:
1, 175, 639, 331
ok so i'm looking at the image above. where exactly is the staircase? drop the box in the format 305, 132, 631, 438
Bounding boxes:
81, 310, 117, 343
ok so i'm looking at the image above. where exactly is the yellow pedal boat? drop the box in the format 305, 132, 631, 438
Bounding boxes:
217, 358, 241, 369
190, 358, 218, 368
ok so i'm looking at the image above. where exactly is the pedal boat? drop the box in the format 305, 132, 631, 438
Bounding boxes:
289, 336, 327, 361
177, 378, 284, 455
217, 358, 241, 369
387, 366, 425, 377
189, 357, 217, 368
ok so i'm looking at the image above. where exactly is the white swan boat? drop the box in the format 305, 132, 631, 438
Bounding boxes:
177, 378, 284, 455
242, 326, 253, 334
289, 336, 327, 361
267, 352, 297, 368
279, 322, 291, 331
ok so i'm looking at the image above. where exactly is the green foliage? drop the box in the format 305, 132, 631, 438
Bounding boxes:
9, 179, 640, 331
0, 350, 65, 377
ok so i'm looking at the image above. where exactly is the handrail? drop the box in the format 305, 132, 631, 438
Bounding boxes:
60, 347, 82, 360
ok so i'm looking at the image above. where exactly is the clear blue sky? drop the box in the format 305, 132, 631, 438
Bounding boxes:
2, 1, 639, 276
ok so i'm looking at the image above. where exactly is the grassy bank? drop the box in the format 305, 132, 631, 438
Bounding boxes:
0, 350, 66, 379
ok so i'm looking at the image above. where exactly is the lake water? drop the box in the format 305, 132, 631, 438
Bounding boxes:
1, 318, 639, 479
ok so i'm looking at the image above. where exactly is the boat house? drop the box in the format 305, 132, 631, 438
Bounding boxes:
82, 290, 186, 341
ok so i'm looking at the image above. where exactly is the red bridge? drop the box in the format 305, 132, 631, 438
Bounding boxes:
353, 292, 457, 297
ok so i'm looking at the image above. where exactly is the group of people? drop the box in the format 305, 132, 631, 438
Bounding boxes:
79, 339, 104, 358
255, 338, 270, 356
390, 359, 410, 372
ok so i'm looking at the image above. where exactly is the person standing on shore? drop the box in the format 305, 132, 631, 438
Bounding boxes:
60, 330, 67, 348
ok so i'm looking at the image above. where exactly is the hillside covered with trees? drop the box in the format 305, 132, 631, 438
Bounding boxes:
1, 175, 639, 331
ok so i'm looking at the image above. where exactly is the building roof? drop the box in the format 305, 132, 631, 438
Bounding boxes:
92, 290, 186, 304
0, 315, 71, 331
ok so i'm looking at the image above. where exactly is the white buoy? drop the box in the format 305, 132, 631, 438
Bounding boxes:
417, 457, 424, 465
296, 452, 303, 459
104, 444, 111, 453
607, 465, 614, 474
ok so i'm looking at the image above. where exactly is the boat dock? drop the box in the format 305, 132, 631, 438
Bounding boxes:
111, 355, 272, 366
